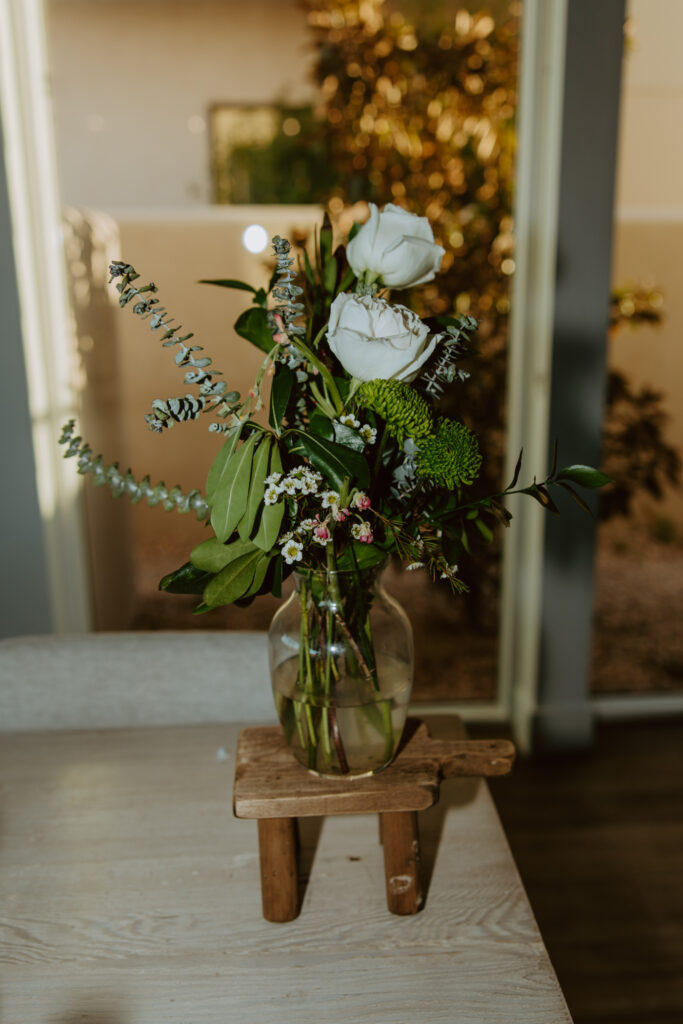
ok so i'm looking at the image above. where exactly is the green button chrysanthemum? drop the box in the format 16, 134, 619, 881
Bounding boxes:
416, 418, 482, 489
355, 380, 433, 445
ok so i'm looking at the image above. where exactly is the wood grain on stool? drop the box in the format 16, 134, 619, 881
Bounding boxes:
257, 817, 299, 922
380, 811, 423, 915
234, 719, 515, 921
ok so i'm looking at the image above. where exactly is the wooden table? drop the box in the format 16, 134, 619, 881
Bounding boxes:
0, 721, 573, 1023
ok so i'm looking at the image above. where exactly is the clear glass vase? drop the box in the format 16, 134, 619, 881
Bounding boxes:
268, 564, 414, 778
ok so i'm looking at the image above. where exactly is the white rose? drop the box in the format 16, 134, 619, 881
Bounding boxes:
326, 293, 439, 382
346, 203, 445, 288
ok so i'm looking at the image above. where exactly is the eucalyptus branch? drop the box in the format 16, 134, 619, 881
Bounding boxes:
419, 316, 476, 400
108, 262, 241, 433
268, 236, 306, 343
59, 420, 209, 519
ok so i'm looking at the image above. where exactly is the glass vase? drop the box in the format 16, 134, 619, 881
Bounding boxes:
268, 564, 414, 778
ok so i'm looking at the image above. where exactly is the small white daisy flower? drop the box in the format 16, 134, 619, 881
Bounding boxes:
281, 539, 304, 564
360, 424, 377, 445
265, 471, 282, 487
339, 413, 360, 429
321, 490, 340, 509
299, 475, 319, 495
299, 518, 316, 532
282, 476, 300, 496
264, 484, 281, 506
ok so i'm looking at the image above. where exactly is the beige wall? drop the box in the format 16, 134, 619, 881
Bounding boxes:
46, 0, 315, 209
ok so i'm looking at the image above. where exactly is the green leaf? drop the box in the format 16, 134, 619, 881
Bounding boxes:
206, 425, 241, 505
210, 431, 259, 542
190, 535, 257, 574
302, 246, 316, 287
239, 435, 272, 541
507, 449, 523, 490
336, 542, 387, 571
269, 366, 295, 432
522, 484, 561, 515
556, 480, 594, 516
337, 265, 356, 293
244, 553, 271, 597
474, 518, 493, 543
159, 561, 212, 595
253, 444, 285, 551
200, 278, 256, 293
556, 465, 612, 489
308, 408, 335, 440
287, 430, 370, 490
324, 254, 338, 295
332, 421, 365, 452
203, 547, 264, 607
234, 307, 274, 354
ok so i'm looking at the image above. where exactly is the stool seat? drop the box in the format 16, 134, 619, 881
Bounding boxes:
233, 719, 515, 921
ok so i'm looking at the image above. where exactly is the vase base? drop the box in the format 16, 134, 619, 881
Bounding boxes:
306, 766, 376, 781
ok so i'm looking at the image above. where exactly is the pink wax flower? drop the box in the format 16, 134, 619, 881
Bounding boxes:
353, 491, 371, 511
352, 521, 374, 544
314, 524, 331, 542
334, 507, 350, 522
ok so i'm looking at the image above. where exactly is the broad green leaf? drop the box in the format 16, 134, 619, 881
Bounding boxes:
287, 430, 370, 490
253, 444, 284, 551
199, 278, 256, 293
556, 465, 612, 489
159, 561, 212, 595
234, 307, 274, 354
336, 542, 387, 572
269, 366, 295, 432
308, 408, 335, 440
210, 432, 258, 542
206, 425, 241, 505
244, 553, 271, 597
204, 547, 263, 607
332, 421, 365, 452
239, 435, 272, 541
190, 535, 257, 574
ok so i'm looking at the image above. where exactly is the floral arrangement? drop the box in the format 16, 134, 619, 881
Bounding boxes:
60, 203, 608, 774
61, 203, 606, 607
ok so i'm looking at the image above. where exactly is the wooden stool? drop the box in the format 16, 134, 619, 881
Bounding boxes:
233, 718, 515, 922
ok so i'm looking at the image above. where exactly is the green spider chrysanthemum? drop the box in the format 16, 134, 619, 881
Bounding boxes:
416, 418, 482, 489
355, 380, 433, 445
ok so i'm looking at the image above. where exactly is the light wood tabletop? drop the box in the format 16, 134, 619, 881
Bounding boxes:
0, 721, 573, 1024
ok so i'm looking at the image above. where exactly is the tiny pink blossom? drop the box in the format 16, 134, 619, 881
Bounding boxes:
314, 524, 331, 542
353, 491, 371, 510
352, 520, 374, 544
333, 507, 350, 522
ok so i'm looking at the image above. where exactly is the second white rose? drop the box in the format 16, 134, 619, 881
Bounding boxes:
346, 203, 445, 288
326, 293, 439, 382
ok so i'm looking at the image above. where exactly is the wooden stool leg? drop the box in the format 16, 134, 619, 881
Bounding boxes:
379, 810, 423, 915
257, 817, 299, 922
